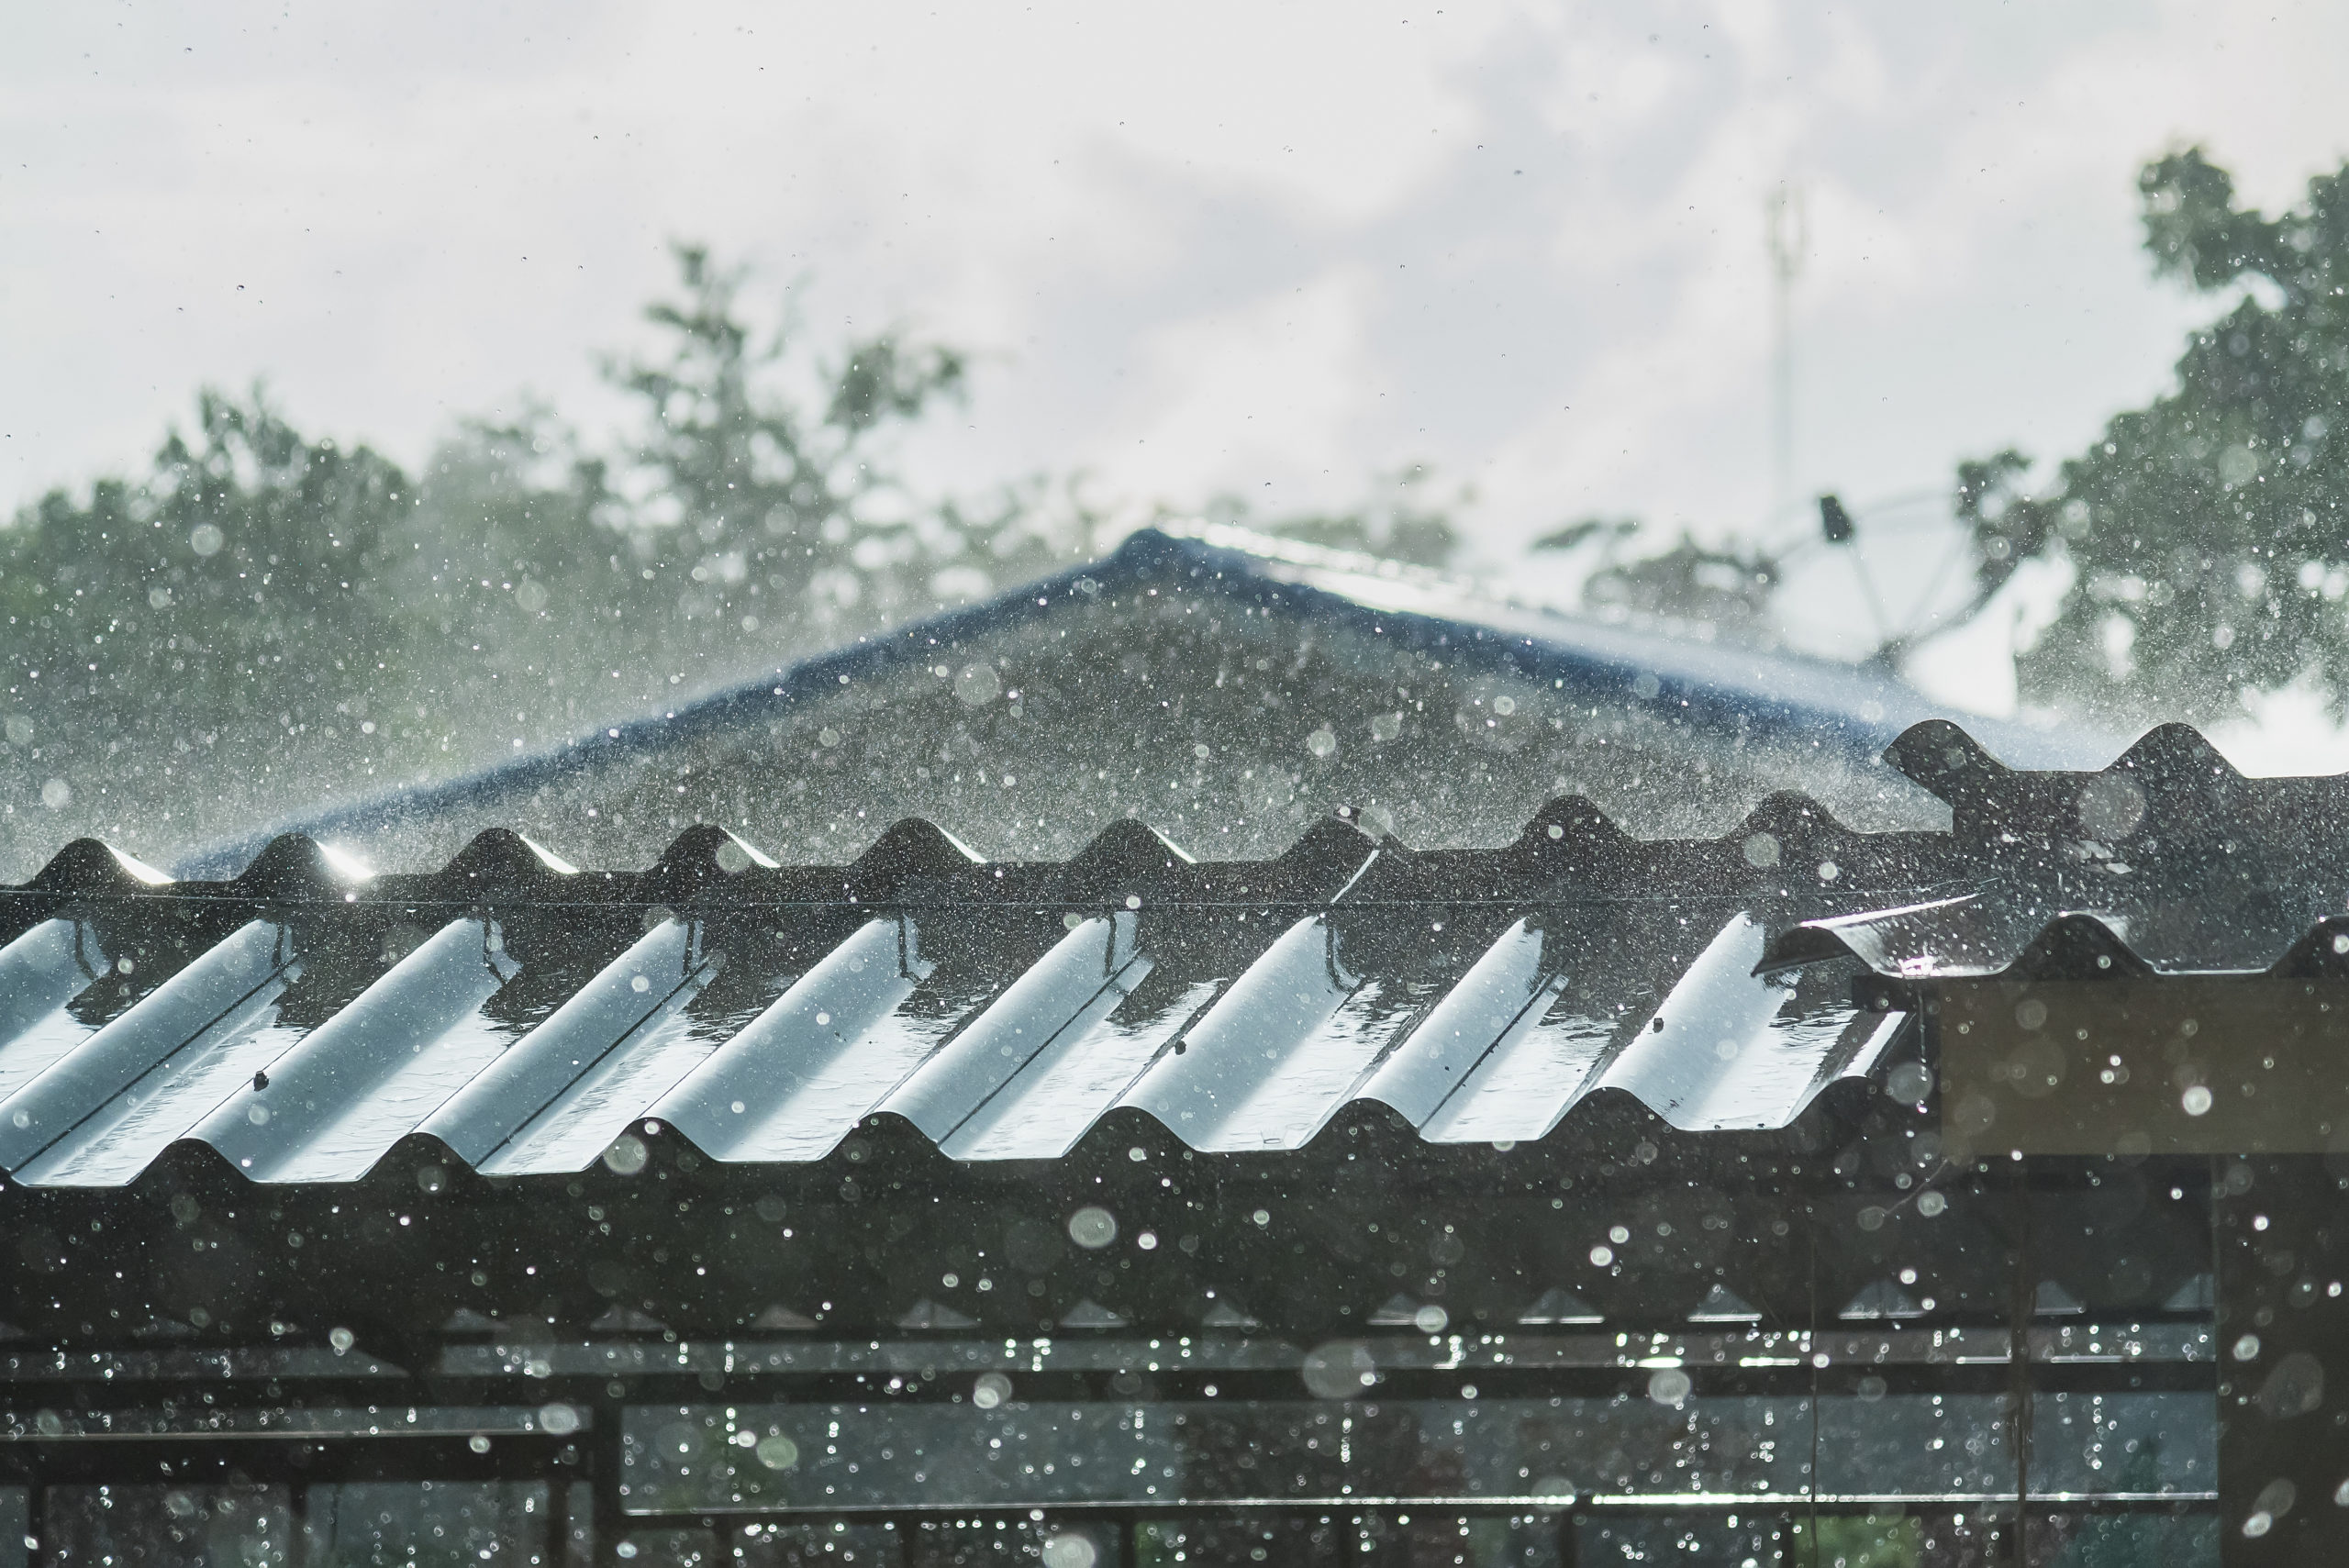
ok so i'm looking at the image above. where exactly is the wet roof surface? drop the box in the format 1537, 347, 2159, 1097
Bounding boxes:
163, 527, 2099, 884
0, 718, 2318, 1189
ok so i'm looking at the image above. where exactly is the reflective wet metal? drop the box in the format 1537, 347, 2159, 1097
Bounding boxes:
0, 718, 2328, 1185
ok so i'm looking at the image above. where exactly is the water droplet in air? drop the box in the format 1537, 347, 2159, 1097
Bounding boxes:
1301, 1341, 1377, 1398
953, 664, 1002, 706
1887, 1062, 1934, 1104
1041, 1533, 1098, 1568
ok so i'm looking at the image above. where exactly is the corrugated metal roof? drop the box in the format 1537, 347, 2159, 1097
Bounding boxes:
0, 719, 2314, 1190
1764, 719, 2349, 978
0, 781, 1962, 1191
169, 527, 2107, 884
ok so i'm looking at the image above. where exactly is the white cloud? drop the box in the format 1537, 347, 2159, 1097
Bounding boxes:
6, 0, 2349, 632
1108, 266, 1386, 503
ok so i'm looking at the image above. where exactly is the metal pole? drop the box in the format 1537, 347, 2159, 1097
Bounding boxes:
1765, 184, 1806, 519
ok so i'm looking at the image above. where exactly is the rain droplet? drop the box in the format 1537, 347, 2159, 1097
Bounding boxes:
1887, 1062, 1934, 1104
1067, 1207, 1118, 1249
953, 664, 1002, 706
972, 1372, 1012, 1410
2184, 1085, 2214, 1117
2077, 773, 2147, 840
1041, 1534, 1098, 1568
1301, 1341, 1377, 1398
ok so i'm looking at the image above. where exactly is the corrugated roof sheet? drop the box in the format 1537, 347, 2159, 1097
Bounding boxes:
0, 719, 2312, 1189
167, 526, 2104, 885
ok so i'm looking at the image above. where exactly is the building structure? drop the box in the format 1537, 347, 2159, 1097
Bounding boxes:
0, 530, 2303, 1565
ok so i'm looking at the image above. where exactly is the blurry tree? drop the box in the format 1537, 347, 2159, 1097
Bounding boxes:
1535, 517, 1784, 644
1580, 534, 1782, 641
608, 244, 1058, 641
0, 389, 413, 806
1956, 147, 2349, 722
1200, 463, 1466, 567
0, 243, 1076, 860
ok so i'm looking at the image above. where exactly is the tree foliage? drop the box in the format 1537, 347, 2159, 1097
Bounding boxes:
1195, 463, 1467, 569
1535, 517, 1784, 645
0, 244, 1070, 851
1965, 148, 2349, 721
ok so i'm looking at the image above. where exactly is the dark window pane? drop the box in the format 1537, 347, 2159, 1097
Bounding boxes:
41, 1485, 292, 1568
304, 1482, 551, 1568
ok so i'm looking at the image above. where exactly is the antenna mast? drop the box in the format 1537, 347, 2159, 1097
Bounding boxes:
1765, 183, 1807, 518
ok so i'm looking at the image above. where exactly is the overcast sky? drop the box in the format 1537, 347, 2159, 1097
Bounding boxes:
8, 2, 2348, 631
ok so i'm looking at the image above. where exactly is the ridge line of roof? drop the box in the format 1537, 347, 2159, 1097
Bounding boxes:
173, 529, 2116, 877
